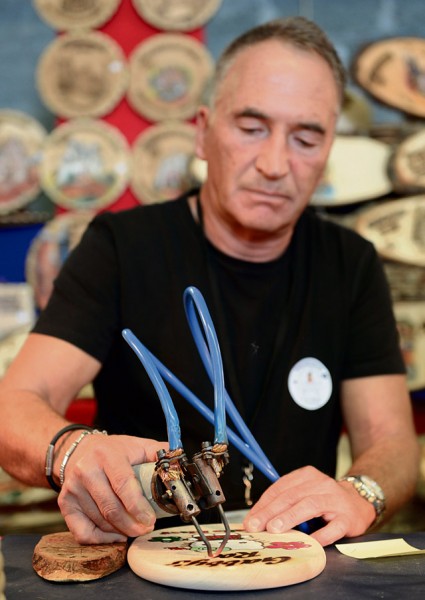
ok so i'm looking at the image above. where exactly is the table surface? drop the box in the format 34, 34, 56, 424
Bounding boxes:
3, 531, 425, 599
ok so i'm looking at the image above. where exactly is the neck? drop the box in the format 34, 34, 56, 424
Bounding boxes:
188, 193, 294, 263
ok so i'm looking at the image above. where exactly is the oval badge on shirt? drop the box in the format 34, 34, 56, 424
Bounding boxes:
288, 357, 332, 411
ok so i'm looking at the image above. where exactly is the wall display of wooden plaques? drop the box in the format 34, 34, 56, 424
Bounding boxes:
39, 118, 131, 211
389, 128, 425, 193
394, 301, 425, 391
33, 0, 121, 31
355, 195, 425, 267
311, 136, 392, 206
131, 0, 223, 31
127, 524, 326, 591
25, 211, 94, 309
128, 33, 214, 122
36, 31, 128, 119
353, 37, 425, 118
0, 110, 46, 214
131, 121, 196, 204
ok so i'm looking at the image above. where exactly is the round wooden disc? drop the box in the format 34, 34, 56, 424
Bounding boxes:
33, 0, 121, 31
311, 136, 392, 206
36, 30, 128, 119
128, 34, 213, 122
39, 118, 131, 210
32, 531, 127, 582
394, 301, 425, 391
25, 210, 94, 309
131, 121, 196, 204
131, 0, 222, 31
390, 129, 425, 193
0, 110, 46, 214
353, 37, 425, 118
127, 524, 326, 591
355, 195, 425, 267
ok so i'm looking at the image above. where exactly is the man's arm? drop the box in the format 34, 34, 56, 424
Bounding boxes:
244, 374, 420, 546
0, 333, 165, 543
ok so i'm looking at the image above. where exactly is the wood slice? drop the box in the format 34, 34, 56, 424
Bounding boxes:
32, 531, 127, 582
127, 524, 326, 591
131, 0, 223, 32
390, 128, 425, 193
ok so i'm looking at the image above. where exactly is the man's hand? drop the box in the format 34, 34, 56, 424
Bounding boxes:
57, 433, 168, 544
243, 465, 376, 546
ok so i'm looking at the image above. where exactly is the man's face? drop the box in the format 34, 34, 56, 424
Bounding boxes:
196, 40, 340, 241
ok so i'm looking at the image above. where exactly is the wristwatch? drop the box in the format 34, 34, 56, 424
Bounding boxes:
339, 475, 386, 524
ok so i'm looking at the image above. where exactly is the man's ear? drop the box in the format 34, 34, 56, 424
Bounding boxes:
195, 105, 210, 160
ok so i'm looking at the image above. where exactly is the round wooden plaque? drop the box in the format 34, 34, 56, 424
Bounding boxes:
128, 524, 326, 591
131, 0, 223, 31
33, 0, 121, 31
355, 195, 425, 267
36, 30, 128, 119
39, 118, 131, 210
0, 110, 46, 214
390, 128, 425, 193
311, 136, 392, 206
128, 34, 214, 122
131, 121, 196, 204
25, 210, 94, 309
353, 37, 425, 118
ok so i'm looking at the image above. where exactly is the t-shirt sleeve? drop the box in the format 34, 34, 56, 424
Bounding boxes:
341, 242, 405, 379
32, 214, 120, 363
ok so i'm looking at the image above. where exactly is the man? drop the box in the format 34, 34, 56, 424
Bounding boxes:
0, 17, 419, 547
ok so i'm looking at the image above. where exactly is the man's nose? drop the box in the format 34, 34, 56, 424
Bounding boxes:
255, 134, 290, 179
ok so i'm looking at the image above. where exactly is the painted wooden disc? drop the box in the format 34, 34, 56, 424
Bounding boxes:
390, 128, 425, 193
311, 136, 392, 206
353, 37, 425, 117
36, 31, 128, 119
394, 301, 425, 391
25, 210, 94, 309
128, 34, 213, 122
130, 121, 196, 204
131, 0, 223, 32
127, 524, 326, 591
39, 118, 131, 210
33, 0, 120, 31
0, 110, 46, 214
355, 195, 425, 267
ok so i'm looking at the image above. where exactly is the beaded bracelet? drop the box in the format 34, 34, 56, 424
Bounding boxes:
45, 424, 93, 492
59, 429, 108, 487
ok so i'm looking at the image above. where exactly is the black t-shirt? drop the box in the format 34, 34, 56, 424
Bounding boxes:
34, 195, 405, 509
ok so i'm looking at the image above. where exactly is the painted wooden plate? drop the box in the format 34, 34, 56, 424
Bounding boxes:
390, 128, 425, 193
355, 195, 425, 266
311, 136, 392, 206
353, 37, 425, 117
128, 34, 213, 122
0, 110, 46, 214
39, 118, 131, 210
394, 301, 425, 391
127, 524, 326, 591
131, 0, 223, 32
33, 0, 120, 31
131, 121, 196, 204
36, 31, 128, 119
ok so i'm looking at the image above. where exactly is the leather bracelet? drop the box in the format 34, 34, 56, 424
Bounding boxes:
59, 429, 108, 487
45, 424, 93, 492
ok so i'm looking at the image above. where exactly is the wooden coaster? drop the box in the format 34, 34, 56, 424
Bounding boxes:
131, 0, 223, 31
33, 0, 120, 31
394, 301, 425, 391
390, 129, 425, 193
127, 524, 326, 591
36, 30, 128, 119
0, 110, 46, 214
353, 37, 425, 118
39, 118, 131, 210
355, 195, 425, 267
33, 531, 127, 582
128, 34, 213, 122
130, 121, 196, 204
311, 136, 392, 206
25, 211, 94, 309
